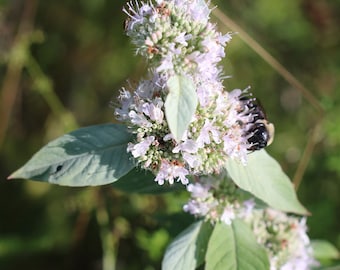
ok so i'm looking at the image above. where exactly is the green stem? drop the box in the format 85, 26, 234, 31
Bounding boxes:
96, 198, 116, 270
26, 53, 78, 131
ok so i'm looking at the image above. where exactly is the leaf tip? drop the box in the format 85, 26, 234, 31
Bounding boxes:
7, 168, 24, 181
289, 204, 310, 216
7, 172, 17, 180
303, 208, 311, 216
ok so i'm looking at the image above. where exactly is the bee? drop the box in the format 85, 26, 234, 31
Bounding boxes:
240, 96, 275, 151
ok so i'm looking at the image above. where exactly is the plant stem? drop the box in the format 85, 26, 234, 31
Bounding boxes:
96, 195, 116, 270
26, 53, 78, 132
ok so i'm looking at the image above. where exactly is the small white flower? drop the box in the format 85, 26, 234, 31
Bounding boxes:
174, 32, 189, 46
173, 0, 211, 23
156, 54, 174, 73
173, 139, 198, 154
182, 152, 201, 168
123, 1, 153, 30
155, 160, 189, 185
117, 0, 274, 183
163, 133, 173, 141
186, 183, 210, 199
196, 120, 221, 148
241, 199, 256, 218
183, 200, 210, 216
128, 136, 155, 158
142, 102, 164, 123
221, 205, 236, 225
128, 110, 152, 127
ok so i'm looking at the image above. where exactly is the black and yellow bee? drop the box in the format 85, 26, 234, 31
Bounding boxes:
240, 96, 275, 151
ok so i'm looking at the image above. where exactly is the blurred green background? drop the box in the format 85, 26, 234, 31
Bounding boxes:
0, 0, 339, 269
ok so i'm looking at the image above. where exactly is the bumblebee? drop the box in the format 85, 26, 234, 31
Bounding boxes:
239, 96, 275, 151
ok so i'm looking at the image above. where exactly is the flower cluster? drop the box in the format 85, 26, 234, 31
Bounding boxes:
115, 0, 269, 185
124, 0, 226, 79
116, 1, 316, 269
183, 175, 317, 270
183, 172, 249, 225
245, 208, 318, 270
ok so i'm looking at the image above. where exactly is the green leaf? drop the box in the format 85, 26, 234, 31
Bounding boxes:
112, 168, 185, 194
205, 219, 269, 270
165, 75, 198, 142
9, 123, 135, 186
162, 220, 213, 270
225, 149, 308, 215
311, 240, 340, 260
315, 266, 340, 270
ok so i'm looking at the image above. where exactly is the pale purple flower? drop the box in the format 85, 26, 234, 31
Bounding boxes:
141, 101, 164, 123
218, 32, 233, 45
228, 88, 243, 101
127, 136, 155, 158
196, 79, 224, 107
136, 79, 159, 99
172, 139, 198, 154
186, 183, 211, 199
183, 200, 211, 216
117, 0, 274, 183
123, 1, 153, 31
196, 120, 221, 148
115, 89, 132, 121
156, 53, 174, 73
201, 36, 225, 61
163, 133, 173, 141
247, 208, 317, 270
174, 32, 190, 46
240, 199, 256, 219
182, 152, 201, 168
221, 205, 236, 225
173, 0, 211, 23
129, 110, 152, 127
155, 160, 189, 185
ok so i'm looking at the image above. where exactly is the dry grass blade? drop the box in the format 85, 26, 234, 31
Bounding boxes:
211, 7, 324, 115
0, 0, 38, 148
293, 120, 323, 190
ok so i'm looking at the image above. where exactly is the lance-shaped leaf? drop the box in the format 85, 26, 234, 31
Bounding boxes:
9, 123, 135, 186
165, 75, 197, 142
205, 219, 269, 270
162, 220, 213, 270
225, 149, 308, 215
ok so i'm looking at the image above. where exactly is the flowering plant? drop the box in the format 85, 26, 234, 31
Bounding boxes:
9, 0, 337, 269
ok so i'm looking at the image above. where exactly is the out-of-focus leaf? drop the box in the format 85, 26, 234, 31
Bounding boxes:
162, 220, 213, 270
311, 240, 340, 260
205, 219, 269, 270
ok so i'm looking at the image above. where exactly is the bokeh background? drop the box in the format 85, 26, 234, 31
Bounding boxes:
1, 0, 339, 269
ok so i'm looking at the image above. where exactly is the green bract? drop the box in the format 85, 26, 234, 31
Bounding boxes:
165, 75, 198, 142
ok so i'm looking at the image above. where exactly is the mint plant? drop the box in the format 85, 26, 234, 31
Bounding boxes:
10, 1, 335, 269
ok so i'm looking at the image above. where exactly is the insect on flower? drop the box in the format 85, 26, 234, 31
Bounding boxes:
240, 96, 275, 151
